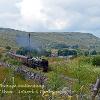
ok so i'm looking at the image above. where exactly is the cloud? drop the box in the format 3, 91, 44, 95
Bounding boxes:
18, 0, 100, 36
18, 0, 77, 30
0, 0, 100, 37
0, 0, 21, 29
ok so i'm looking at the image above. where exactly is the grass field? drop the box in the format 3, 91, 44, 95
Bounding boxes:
0, 52, 100, 99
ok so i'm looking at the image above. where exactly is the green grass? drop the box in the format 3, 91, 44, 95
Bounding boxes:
0, 66, 43, 100
1, 54, 100, 99
45, 56, 100, 94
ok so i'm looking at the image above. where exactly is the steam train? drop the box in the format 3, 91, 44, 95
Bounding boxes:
8, 52, 48, 72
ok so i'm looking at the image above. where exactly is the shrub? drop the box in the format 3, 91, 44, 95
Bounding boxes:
79, 56, 92, 64
92, 56, 100, 66
6, 46, 11, 50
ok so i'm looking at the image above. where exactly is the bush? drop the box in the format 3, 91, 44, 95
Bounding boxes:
92, 56, 100, 66
6, 46, 11, 50
78, 56, 92, 64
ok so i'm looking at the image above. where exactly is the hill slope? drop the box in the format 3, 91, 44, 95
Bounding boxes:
0, 28, 100, 51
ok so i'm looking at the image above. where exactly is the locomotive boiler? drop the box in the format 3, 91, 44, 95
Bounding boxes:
8, 52, 48, 72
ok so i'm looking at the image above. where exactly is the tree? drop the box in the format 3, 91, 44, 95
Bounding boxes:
0, 53, 2, 59
6, 46, 11, 50
90, 50, 97, 55
92, 56, 100, 66
58, 49, 77, 56
84, 51, 89, 56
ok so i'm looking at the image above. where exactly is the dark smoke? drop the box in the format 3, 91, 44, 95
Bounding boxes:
16, 33, 42, 51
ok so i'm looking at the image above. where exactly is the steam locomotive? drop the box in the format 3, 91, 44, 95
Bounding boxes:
8, 52, 48, 72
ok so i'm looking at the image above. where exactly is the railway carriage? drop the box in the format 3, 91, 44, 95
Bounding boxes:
8, 52, 48, 72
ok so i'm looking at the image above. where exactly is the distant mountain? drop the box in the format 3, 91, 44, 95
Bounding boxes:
0, 28, 100, 51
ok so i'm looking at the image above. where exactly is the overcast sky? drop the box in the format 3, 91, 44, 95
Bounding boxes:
0, 0, 100, 37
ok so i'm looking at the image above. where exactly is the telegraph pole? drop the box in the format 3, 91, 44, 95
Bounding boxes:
28, 33, 31, 58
